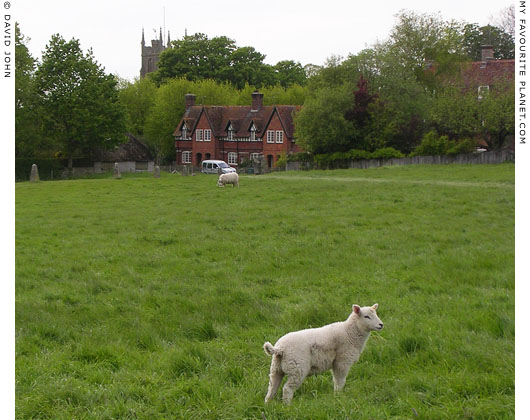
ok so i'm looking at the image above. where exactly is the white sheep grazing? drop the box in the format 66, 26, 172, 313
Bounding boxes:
217, 172, 239, 187
263, 303, 383, 404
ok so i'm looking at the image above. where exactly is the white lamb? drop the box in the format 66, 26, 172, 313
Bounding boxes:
263, 303, 383, 404
217, 172, 239, 187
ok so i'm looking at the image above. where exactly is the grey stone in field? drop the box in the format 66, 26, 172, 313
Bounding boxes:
154, 165, 160, 178
253, 155, 266, 175
114, 163, 121, 179
30, 164, 39, 182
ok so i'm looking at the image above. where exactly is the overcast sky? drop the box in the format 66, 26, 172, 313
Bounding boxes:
16, 0, 514, 81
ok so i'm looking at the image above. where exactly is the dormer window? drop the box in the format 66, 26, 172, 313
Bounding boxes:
250, 123, 256, 141
181, 124, 188, 140
227, 123, 234, 140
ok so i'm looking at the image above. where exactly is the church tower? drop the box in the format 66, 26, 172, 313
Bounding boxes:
140, 28, 169, 78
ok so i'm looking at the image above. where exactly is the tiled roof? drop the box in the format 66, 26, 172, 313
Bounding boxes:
460, 59, 514, 89
174, 105, 301, 139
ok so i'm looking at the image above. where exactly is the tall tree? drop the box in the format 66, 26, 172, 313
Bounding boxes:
154, 33, 236, 84
387, 10, 468, 90
294, 85, 356, 154
153, 32, 307, 89
273, 60, 307, 88
227, 46, 274, 89
118, 77, 157, 137
15, 23, 45, 157
478, 82, 515, 150
462, 24, 514, 60
34, 34, 126, 169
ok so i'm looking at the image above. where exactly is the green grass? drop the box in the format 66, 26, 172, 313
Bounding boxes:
16, 164, 515, 419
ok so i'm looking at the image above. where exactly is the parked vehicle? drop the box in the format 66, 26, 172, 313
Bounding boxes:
201, 160, 237, 174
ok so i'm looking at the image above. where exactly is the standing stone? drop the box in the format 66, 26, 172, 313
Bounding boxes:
154, 165, 160, 178
113, 163, 121, 179
29, 164, 39, 182
253, 155, 266, 175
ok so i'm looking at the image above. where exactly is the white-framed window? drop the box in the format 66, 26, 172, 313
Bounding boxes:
182, 151, 191, 164
228, 152, 238, 165
182, 125, 188, 139
196, 129, 203, 141
204, 129, 211, 142
276, 131, 284, 144
267, 130, 275, 143
250, 124, 256, 141
250, 153, 261, 161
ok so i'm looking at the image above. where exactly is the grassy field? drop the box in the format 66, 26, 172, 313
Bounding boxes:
15, 164, 515, 419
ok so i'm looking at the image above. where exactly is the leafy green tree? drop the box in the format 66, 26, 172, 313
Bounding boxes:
118, 77, 157, 137
345, 47, 431, 153
34, 34, 126, 169
430, 87, 480, 139
156, 33, 236, 83
430, 83, 514, 150
154, 33, 277, 88
143, 78, 243, 163
387, 10, 468, 90
144, 78, 193, 163
261, 84, 308, 105
273, 60, 307, 88
306, 55, 360, 90
15, 23, 46, 157
294, 84, 357, 154
462, 24, 514, 60
478, 83, 515, 150
227, 46, 274, 89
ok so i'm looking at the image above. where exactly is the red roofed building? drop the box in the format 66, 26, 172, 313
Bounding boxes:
459, 45, 514, 97
173, 92, 302, 168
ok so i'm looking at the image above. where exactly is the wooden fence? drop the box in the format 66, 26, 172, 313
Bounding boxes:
285, 150, 515, 171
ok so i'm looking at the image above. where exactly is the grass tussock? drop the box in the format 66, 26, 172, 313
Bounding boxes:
16, 164, 514, 419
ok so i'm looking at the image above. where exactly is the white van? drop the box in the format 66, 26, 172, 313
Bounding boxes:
201, 160, 237, 174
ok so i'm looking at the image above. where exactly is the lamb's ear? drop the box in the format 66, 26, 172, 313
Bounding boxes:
353, 305, 361, 315
372, 303, 379, 310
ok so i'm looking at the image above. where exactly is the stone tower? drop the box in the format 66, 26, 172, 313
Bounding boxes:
140, 28, 170, 78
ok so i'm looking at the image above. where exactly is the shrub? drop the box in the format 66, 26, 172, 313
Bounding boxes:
410, 131, 450, 156
348, 149, 371, 160
287, 152, 313, 163
446, 138, 477, 156
314, 153, 331, 169
239, 158, 251, 168
275, 153, 287, 169
329, 152, 350, 168
411, 131, 478, 157
370, 147, 405, 159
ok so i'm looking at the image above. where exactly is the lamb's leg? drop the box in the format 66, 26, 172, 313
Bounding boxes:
282, 372, 306, 404
331, 362, 351, 392
265, 370, 284, 402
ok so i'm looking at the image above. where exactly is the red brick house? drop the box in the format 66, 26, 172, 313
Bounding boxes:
173, 92, 302, 168
461, 46, 514, 150
459, 45, 514, 96
427, 45, 515, 150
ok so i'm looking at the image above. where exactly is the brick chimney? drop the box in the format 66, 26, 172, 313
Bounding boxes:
251, 91, 263, 111
185, 94, 196, 110
481, 45, 494, 62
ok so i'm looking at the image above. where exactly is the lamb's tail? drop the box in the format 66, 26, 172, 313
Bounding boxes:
263, 342, 282, 357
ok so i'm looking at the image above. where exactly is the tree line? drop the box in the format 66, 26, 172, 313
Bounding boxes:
15, 8, 515, 168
